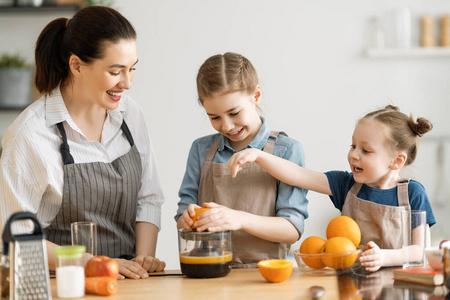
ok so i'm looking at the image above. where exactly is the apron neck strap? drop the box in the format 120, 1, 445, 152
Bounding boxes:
205, 131, 285, 162
349, 182, 363, 195
56, 122, 74, 165
205, 138, 220, 161
56, 120, 134, 165
262, 131, 284, 154
397, 178, 411, 207
348, 179, 411, 207
120, 120, 135, 147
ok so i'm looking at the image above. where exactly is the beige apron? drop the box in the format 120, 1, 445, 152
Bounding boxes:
198, 131, 286, 268
342, 180, 410, 249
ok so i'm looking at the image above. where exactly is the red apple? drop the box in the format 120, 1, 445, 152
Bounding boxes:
439, 240, 450, 249
85, 255, 119, 279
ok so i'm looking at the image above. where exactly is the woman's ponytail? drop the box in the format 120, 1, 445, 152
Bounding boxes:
34, 18, 69, 95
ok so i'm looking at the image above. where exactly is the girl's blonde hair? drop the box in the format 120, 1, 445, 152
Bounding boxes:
196, 52, 258, 105
363, 105, 433, 166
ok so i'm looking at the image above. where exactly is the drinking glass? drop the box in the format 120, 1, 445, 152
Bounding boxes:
71, 222, 97, 256
402, 210, 426, 269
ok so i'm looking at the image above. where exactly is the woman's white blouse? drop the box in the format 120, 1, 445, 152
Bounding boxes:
0, 89, 164, 238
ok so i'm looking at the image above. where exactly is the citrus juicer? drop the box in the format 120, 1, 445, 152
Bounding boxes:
178, 229, 232, 278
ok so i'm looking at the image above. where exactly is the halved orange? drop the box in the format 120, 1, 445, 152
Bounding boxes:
258, 259, 293, 283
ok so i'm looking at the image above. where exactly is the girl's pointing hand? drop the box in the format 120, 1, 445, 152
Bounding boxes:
227, 148, 262, 178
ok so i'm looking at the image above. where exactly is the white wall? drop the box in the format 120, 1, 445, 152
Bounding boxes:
1, 0, 449, 270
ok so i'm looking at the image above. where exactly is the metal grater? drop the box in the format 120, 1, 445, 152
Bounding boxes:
1, 212, 52, 300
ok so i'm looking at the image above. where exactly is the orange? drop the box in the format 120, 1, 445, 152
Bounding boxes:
321, 237, 358, 269
299, 236, 326, 269
191, 208, 210, 228
326, 216, 361, 247
257, 259, 293, 283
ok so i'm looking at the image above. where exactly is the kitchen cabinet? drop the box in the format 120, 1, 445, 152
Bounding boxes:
0, 3, 79, 110
0, 4, 80, 13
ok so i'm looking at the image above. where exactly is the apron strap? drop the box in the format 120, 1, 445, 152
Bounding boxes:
120, 120, 135, 147
397, 178, 411, 207
205, 130, 287, 161
56, 120, 134, 165
205, 138, 220, 162
348, 179, 411, 207
349, 182, 363, 195
56, 122, 74, 165
262, 131, 286, 154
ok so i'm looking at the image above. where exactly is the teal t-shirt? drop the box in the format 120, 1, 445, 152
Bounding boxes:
325, 171, 436, 227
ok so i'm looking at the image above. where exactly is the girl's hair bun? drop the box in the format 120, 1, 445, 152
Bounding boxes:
409, 116, 433, 137
385, 104, 400, 112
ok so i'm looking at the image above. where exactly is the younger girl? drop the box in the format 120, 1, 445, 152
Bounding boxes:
228, 105, 436, 272
175, 52, 309, 268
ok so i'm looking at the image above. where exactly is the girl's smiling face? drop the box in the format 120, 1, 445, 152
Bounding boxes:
202, 87, 262, 151
347, 118, 400, 188
74, 39, 138, 110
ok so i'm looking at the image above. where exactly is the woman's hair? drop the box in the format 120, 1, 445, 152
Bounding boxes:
34, 6, 136, 94
362, 105, 433, 165
196, 52, 258, 105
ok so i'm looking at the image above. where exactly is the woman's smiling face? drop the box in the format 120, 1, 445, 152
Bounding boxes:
77, 39, 138, 110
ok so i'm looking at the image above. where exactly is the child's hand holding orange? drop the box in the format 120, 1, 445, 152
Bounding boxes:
178, 204, 202, 230
191, 207, 211, 228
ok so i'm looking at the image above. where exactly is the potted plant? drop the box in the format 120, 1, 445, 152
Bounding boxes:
0, 52, 33, 109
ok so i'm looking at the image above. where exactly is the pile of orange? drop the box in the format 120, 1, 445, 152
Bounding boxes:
299, 216, 361, 269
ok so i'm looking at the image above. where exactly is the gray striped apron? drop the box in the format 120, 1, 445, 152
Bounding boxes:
198, 131, 286, 268
44, 120, 142, 258
342, 180, 410, 249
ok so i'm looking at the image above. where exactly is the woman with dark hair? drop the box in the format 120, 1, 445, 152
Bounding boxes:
0, 6, 165, 279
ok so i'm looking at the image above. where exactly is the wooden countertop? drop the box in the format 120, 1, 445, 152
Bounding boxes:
50, 267, 450, 299
51, 268, 340, 299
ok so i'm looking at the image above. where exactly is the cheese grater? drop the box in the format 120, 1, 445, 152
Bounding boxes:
1, 212, 52, 300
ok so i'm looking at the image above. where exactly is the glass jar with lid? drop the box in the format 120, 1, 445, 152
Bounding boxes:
54, 245, 86, 298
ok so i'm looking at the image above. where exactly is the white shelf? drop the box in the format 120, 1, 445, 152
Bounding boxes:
365, 47, 450, 58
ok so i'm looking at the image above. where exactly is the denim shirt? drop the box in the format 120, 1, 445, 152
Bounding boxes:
175, 118, 309, 236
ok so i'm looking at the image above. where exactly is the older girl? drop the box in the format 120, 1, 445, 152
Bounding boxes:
175, 52, 309, 268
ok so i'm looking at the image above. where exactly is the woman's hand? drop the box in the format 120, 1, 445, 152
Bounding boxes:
178, 203, 202, 230
227, 148, 262, 178
133, 255, 166, 273
194, 202, 244, 232
114, 258, 150, 280
359, 241, 382, 272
